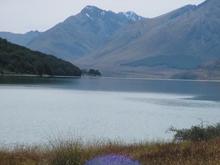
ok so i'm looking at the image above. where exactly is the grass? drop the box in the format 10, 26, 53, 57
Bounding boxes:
0, 139, 220, 165
1, 123, 220, 165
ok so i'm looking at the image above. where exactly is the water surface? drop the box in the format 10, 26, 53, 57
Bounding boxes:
0, 76, 220, 145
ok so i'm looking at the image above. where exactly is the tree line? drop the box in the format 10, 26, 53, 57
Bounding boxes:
0, 38, 81, 76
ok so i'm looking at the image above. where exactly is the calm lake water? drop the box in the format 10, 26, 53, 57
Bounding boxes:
0, 76, 220, 145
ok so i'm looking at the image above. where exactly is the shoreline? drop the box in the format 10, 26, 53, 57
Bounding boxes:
1, 73, 220, 83
0, 73, 81, 78
100, 76, 220, 83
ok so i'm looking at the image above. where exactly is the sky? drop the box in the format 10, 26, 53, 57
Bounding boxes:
0, 0, 205, 33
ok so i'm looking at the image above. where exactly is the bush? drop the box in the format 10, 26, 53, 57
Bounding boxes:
82, 69, 101, 76
169, 123, 220, 142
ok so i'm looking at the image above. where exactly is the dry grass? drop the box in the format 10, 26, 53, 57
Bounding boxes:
0, 138, 220, 165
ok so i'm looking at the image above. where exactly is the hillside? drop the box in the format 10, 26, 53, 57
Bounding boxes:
0, 38, 81, 76
0, 31, 40, 46
18, 6, 143, 61
78, 0, 220, 71
0, 7, 143, 62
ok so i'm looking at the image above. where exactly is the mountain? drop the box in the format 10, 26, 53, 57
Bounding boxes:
0, 6, 143, 61
78, 0, 220, 73
0, 38, 81, 76
0, 31, 40, 46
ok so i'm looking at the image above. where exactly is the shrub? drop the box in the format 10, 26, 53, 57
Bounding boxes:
169, 123, 220, 141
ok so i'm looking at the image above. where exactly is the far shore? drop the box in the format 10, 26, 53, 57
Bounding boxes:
0, 73, 81, 78
1, 73, 220, 83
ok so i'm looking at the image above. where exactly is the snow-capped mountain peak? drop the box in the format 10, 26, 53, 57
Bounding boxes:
80, 6, 143, 22
121, 11, 143, 21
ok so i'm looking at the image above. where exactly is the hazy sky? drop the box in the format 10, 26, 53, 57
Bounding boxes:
0, 0, 205, 33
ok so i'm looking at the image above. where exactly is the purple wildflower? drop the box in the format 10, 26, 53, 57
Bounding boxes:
85, 154, 141, 165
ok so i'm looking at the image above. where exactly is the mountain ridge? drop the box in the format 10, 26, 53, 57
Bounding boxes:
77, 0, 220, 71
25, 6, 144, 60
0, 30, 40, 46
0, 5, 144, 61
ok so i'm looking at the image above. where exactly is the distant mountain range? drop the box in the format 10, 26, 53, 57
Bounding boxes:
0, 6, 143, 61
0, 0, 220, 79
0, 31, 41, 47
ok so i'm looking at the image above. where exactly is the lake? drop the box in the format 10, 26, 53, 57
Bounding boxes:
0, 76, 220, 145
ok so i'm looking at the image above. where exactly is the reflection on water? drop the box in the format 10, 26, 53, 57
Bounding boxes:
0, 76, 220, 101
126, 97, 219, 108
0, 76, 81, 85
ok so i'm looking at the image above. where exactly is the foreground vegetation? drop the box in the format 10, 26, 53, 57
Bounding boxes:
0, 38, 81, 76
1, 123, 220, 165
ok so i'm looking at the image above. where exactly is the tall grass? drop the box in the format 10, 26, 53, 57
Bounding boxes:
48, 140, 83, 165
0, 139, 220, 165
1, 123, 220, 165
